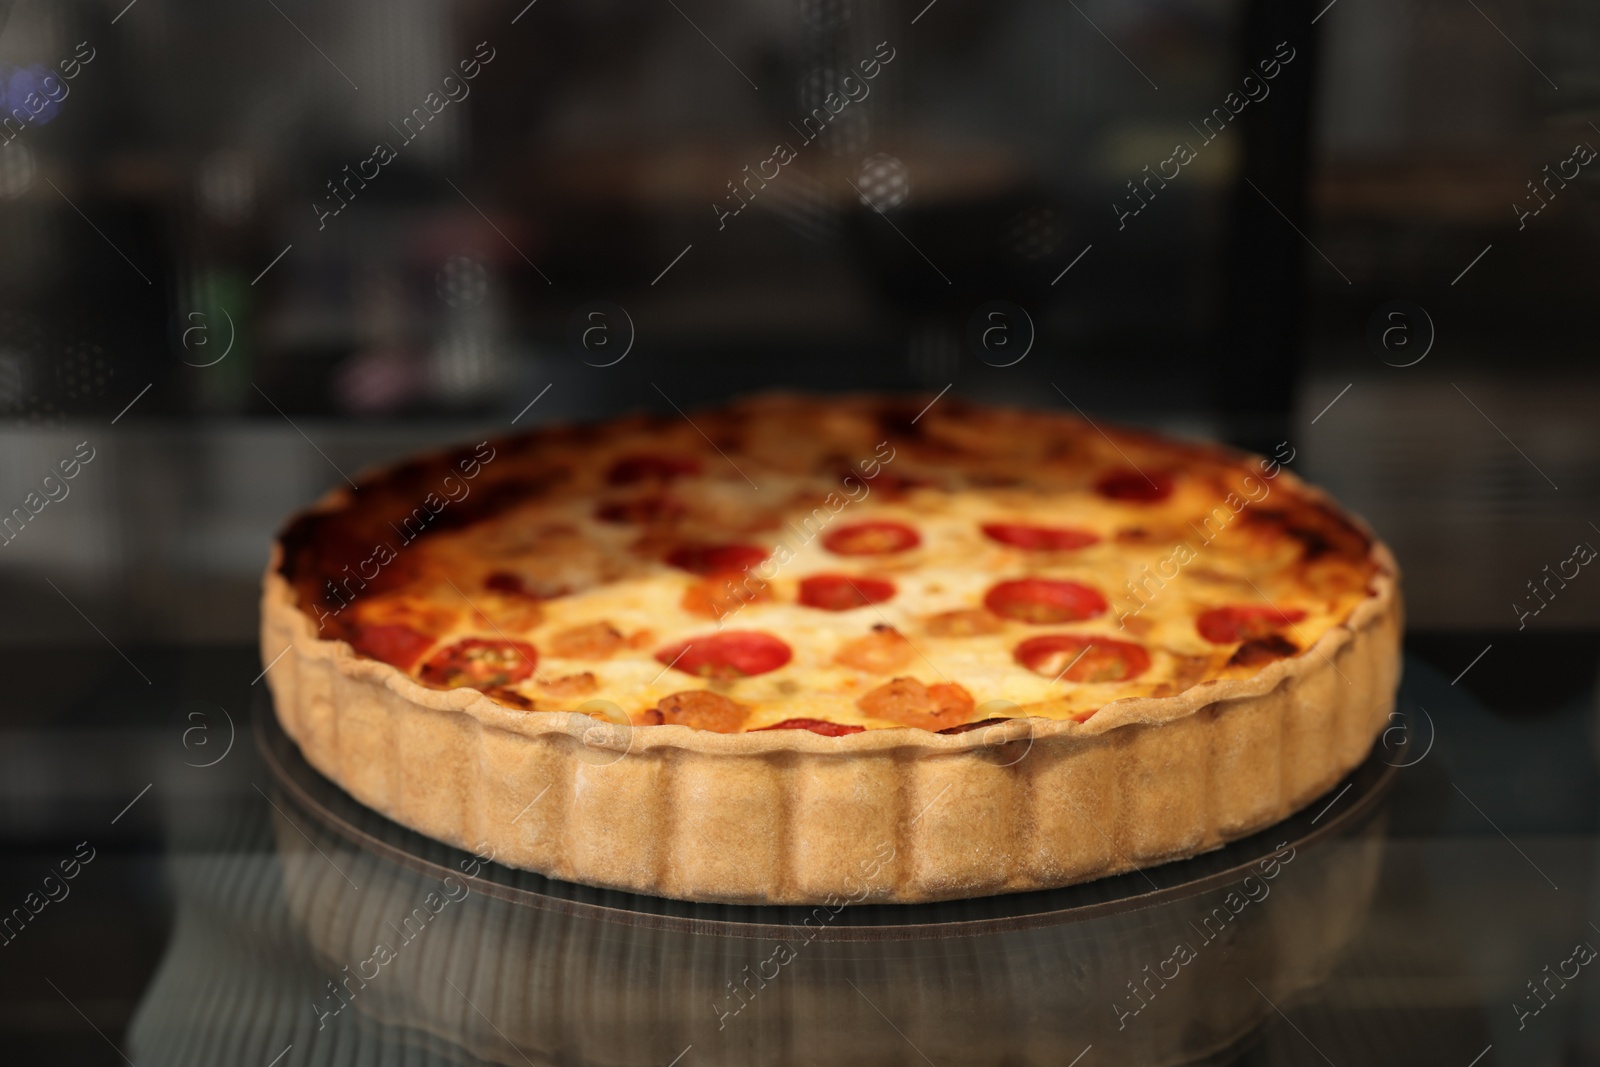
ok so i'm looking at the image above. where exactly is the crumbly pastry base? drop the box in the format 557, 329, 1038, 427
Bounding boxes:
261, 536, 1401, 906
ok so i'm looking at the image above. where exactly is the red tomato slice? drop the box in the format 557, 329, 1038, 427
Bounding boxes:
1196, 605, 1308, 644
1014, 635, 1150, 682
754, 718, 866, 736
419, 637, 539, 688
665, 542, 769, 577
823, 520, 921, 556
981, 522, 1100, 551
797, 574, 897, 611
655, 631, 793, 680
983, 578, 1107, 623
606, 455, 702, 485
350, 624, 434, 670
1095, 469, 1173, 503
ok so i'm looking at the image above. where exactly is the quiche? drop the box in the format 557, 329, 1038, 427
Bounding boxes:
261, 394, 1400, 904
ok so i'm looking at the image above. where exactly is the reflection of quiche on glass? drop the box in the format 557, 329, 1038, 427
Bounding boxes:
263, 395, 1401, 904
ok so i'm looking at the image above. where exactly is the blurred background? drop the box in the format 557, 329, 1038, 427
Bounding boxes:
0, 0, 1596, 639
4, 0, 1600, 1064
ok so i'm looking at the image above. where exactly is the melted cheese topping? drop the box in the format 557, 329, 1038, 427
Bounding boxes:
289, 398, 1381, 733
349, 477, 1373, 731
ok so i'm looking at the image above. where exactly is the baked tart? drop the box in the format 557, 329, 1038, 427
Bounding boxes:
261, 394, 1401, 903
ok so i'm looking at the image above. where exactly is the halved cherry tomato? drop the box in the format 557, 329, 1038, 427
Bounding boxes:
823, 520, 921, 556
655, 631, 793, 680
546, 621, 626, 659
981, 522, 1100, 551
1095, 469, 1173, 503
665, 542, 769, 576
419, 637, 539, 689
656, 690, 750, 732
680, 575, 773, 619
833, 627, 915, 673
606, 455, 702, 485
755, 718, 866, 737
856, 677, 975, 730
1196, 605, 1308, 644
983, 578, 1107, 623
798, 574, 897, 611
1014, 634, 1151, 682
350, 624, 434, 670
